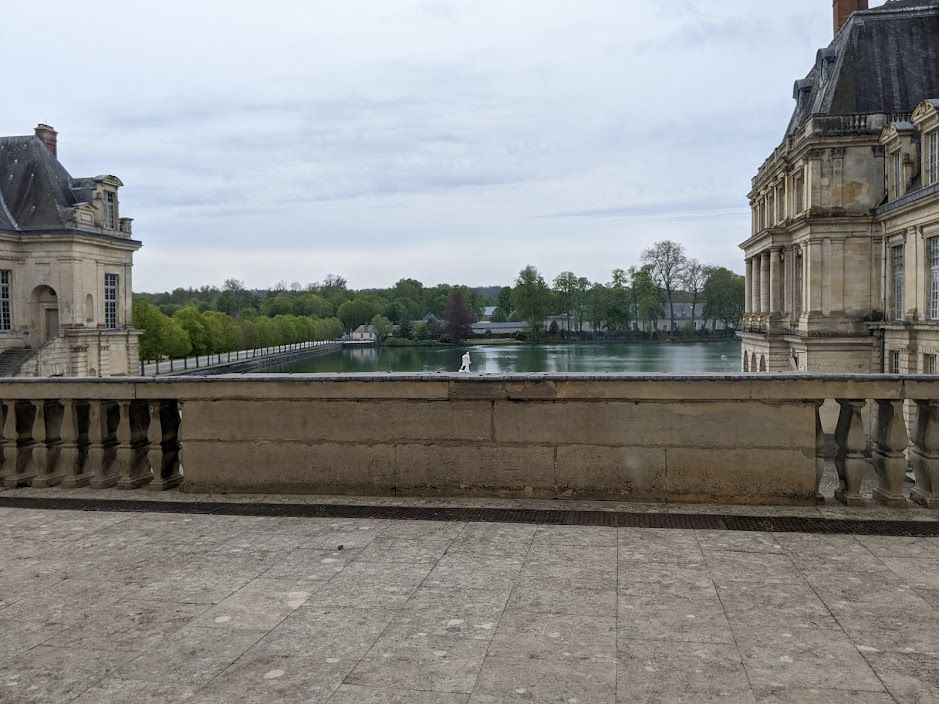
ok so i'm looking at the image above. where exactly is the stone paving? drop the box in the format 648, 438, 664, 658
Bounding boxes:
1, 492, 939, 703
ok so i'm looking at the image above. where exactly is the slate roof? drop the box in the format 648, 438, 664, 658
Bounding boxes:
0, 133, 122, 236
786, 1, 939, 136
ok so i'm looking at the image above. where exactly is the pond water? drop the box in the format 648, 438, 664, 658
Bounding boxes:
254, 340, 742, 374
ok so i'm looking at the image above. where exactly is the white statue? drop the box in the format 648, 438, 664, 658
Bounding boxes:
458, 351, 471, 372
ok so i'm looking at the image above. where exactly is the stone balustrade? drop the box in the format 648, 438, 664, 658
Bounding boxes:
1, 375, 938, 507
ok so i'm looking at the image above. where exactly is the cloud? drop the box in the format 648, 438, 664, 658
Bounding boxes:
1, 0, 844, 291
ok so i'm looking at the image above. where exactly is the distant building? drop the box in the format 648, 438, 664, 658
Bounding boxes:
351, 324, 379, 343
0, 125, 141, 376
739, 0, 939, 373
470, 321, 528, 336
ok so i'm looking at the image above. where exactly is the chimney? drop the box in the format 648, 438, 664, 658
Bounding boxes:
834, 0, 868, 35
34, 123, 58, 158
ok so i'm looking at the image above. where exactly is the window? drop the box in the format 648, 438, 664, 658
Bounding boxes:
929, 132, 939, 187
931, 238, 939, 320
926, 354, 937, 374
104, 192, 116, 229
893, 244, 904, 320
892, 151, 903, 198
891, 350, 901, 374
0, 270, 10, 331
104, 273, 118, 329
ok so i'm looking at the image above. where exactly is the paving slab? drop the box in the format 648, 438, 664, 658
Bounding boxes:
1, 490, 939, 703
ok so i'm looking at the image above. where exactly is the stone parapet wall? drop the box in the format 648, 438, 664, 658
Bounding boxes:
1, 374, 938, 507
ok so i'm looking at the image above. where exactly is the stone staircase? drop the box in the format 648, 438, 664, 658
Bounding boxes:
0, 348, 37, 377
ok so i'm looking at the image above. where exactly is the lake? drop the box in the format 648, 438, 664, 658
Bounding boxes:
254, 341, 742, 374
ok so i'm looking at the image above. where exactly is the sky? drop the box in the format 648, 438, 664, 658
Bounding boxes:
3, 0, 887, 293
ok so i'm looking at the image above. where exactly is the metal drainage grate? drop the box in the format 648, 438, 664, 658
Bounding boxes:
1, 496, 938, 537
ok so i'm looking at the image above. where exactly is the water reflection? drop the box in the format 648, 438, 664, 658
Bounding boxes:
255, 341, 742, 374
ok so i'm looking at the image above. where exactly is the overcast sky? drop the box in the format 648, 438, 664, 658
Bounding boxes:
3, 0, 886, 292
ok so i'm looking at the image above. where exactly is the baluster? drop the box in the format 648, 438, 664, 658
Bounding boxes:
834, 399, 868, 506
60, 400, 90, 488
0, 400, 13, 486
89, 401, 116, 489
813, 401, 826, 504
33, 401, 64, 488
146, 399, 182, 490
115, 400, 136, 489
31, 400, 48, 485
910, 400, 939, 508
871, 399, 910, 507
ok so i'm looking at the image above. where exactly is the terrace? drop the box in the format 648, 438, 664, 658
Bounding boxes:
1, 373, 938, 702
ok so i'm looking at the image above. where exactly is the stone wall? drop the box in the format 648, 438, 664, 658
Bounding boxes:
1, 374, 938, 507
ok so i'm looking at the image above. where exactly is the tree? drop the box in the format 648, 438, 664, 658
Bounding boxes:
173, 306, 208, 355
294, 292, 334, 318
680, 258, 706, 331
443, 290, 473, 343
702, 267, 746, 335
606, 268, 631, 336
382, 301, 407, 325
203, 311, 242, 352
413, 321, 430, 341
586, 283, 609, 336
261, 294, 296, 317
642, 240, 688, 333
511, 265, 551, 339
490, 287, 513, 323
370, 314, 393, 341
397, 318, 414, 339
217, 278, 256, 316
553, 271, 578, 335
572, 276, 590, 335
132, 299, 191, 360
337, 297, 381, 332
629, 265, 664, 338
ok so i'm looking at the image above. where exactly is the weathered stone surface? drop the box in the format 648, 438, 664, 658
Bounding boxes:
665, 448, 817, 503
1, 494, 938, 702
182, 399, 492, 442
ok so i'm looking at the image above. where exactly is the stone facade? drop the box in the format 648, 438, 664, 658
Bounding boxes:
739, 1, 939, 374
0, 125, 141, 376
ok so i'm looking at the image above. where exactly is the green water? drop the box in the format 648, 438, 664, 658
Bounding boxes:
254, 341, 742, 374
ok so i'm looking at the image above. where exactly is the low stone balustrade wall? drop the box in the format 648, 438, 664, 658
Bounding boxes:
1, 375, 938, 507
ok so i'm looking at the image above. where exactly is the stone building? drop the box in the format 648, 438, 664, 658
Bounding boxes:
0, 125, 141, 376
739, 0, 939, 373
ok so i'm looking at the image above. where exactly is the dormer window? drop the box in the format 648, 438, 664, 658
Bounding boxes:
892, 150, 903, 199
104, 191, 116, 229
928, 131, 939, 186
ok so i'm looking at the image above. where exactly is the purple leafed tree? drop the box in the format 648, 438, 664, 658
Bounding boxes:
443, 290, 473, 343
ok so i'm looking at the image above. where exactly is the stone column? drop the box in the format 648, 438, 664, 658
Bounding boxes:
769, 249, 782, 315
744, 260, 752, 316
760, 252, 770, 315
910, 400, 939, 508
871, 399, 910, 507
750, 258, 761, 316
834, 399, 868, 506
806, 241, 823, 314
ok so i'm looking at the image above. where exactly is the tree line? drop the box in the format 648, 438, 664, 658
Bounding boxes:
494, 241, 743, 340
133, 240, 744, 358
